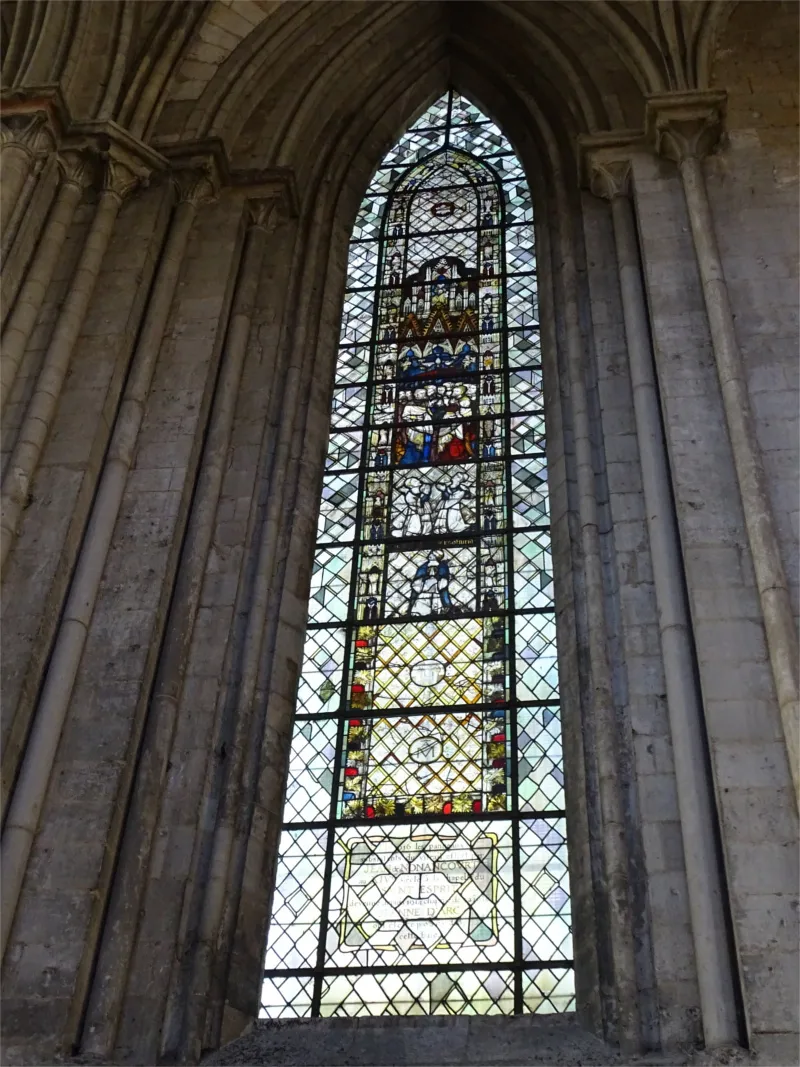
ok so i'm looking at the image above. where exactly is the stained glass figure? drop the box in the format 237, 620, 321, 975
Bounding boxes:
263, 90, 572, 1019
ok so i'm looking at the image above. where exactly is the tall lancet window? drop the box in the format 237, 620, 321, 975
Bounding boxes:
263, 91, 572, 1018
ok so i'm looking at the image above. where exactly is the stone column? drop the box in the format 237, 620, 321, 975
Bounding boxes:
164, 196, 286, 1058
552, 184, 641, 1045
0, 111, 54, 235
647, 91, 800, 807
80, 193, 280, 1058
1, 148, 49, 262
34, 162, 220, 1055
583, 141, 740, 1049
0, 153, 144, 575
0, 154, 147, 958
0, 150, 93, 417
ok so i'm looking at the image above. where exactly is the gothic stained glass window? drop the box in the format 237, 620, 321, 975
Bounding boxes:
262, 90, 572, 1019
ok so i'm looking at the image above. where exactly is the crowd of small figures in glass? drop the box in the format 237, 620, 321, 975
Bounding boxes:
263, 92, 572, 1019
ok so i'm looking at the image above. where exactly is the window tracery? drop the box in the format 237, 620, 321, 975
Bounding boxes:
262, 90, 572, 1018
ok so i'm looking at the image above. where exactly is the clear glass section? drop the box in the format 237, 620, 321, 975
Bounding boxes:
325, 820, 516, 968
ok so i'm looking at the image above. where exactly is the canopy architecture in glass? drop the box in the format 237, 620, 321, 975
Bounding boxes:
262, 90, 572, 1019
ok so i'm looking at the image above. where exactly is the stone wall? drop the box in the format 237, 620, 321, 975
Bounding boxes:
0, 3, 797, 1066
708, 0, 800, 625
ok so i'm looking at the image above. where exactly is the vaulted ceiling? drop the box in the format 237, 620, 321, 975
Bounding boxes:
1, 0, 737, 205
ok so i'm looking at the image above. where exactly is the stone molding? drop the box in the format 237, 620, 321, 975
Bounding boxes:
156, 138, 298, 216
0, 94, 298, 214
0, 90, 167, 204
645, 89, 727, 163
576, 92, 728, 195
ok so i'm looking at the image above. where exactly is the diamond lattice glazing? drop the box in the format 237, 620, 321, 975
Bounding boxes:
263, 88, 569, 1019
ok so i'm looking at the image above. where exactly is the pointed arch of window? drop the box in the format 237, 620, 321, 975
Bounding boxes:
263, 90, 571, 1019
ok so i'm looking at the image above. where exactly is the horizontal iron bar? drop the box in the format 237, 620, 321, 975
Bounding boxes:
349, 212, 527, 246
324, 450, 547, 477
337, 332, 540, 353
282, 809, 568, 831
333, 365, 542, 391
344, 269, 537, 296
264, 961, 574, 978
292, 700, 562, 722
306, 605, 555, 631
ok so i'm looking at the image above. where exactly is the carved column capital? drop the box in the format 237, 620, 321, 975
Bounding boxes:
56, 148, 95, 192
577, 131, 642, 200
230, 167, 299, 219
102, 153, 150, 201
172, 159, 222, 207
246, 196, 282, 232
587, 155, 632, 201
156, 139, 228, 211
61, 122, 165, 202
645, 90, 727, 164
0, 110, 55, 160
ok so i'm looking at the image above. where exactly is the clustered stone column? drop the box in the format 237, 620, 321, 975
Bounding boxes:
79, 192, 283, 1061
542, 175, 642, 1044
647, 91, 800, 807
0, 110, 55, 237
0, 148, 150, 954
56, 161, 232, 1057
582, 139, 740, 1049
0, 151, 147, 575
177, 197, 288, 1057
0, 149, 93, 415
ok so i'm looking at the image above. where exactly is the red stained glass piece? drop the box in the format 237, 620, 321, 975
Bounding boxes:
492, 758, 504, 768
365, 805, 375, 818
345, 767, 358, 778
491, 733, 505, 743
442, 801, 453, 814
349, 719, 362, 726
472, 800, 482, 812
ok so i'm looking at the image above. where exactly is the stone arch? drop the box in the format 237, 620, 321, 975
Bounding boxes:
177, 21, 653, 1054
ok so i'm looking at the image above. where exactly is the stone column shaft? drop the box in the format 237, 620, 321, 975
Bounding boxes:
1, 154, 44, 260
80, 199, 274, 1057
0, 162, 144, 958
0, 153, 91, 416
49, 178, 212, 1055
174, 207, 278, 1052
554, 175, 640, 1047
0, 160, 139, 575
1, 113, 51, 233
649, 94, 800, 807
587, 148, 740, 1046
1, 144, 35, 230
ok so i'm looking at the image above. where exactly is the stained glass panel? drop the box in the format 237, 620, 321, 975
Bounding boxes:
263, 89, 570, 1019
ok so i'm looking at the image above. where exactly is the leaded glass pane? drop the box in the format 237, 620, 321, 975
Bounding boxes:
263, 89, 570, 1019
